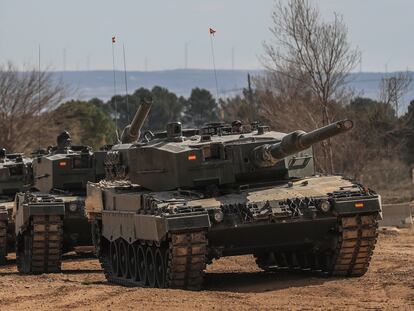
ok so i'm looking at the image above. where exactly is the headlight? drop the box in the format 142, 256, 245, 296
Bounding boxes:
69, 202, 78, 212
214, 210, 224, 223
318, 200, 331, 213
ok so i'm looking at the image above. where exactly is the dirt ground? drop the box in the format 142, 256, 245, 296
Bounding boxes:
0, 229, 413, 311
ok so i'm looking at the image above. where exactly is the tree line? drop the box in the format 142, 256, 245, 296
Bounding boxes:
1, 63, 413, 204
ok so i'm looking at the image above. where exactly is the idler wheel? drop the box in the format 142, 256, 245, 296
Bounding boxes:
155, 248, 166, 288
118, 239, 129, 279
146, 247, 156, 288
137, 245, 147, 285
128, 243, 139, 282
110, 241, 119, 277
0, 220, 7, 265
91, 220, 102, 256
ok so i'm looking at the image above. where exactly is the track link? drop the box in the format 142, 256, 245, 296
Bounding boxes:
0, 219, 7, 265
17, 215, 63, 273
255, 213, 379, 277
100, 230, 207, 290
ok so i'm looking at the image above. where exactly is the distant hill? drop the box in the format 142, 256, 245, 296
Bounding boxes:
53, 69, 261, 100
51, 69, 414, 111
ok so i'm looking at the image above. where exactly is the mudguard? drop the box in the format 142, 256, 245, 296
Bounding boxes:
332, 195, 382, 216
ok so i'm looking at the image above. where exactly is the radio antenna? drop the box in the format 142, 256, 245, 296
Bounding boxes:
111, 36, 120, 142
209, 27, 220, 102
209, 27, 223, 119
37, 44, 41, 150
123, 43, 130, 124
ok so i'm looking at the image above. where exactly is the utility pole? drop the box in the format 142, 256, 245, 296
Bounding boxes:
184, 41, 190, 69
247, 73, 256, 120
62, 48, 67, 71
86, 55, 90, 71
231, 46, 235, 71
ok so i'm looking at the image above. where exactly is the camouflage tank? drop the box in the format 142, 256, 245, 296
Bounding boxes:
86, 99, 382, 290
0, 148, 32, 264
14, 132, 107, 273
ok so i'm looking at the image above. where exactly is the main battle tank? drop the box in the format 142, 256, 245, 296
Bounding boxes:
14, 132, 107, 273
0, 149, 32, 264
86, 99, 382, 290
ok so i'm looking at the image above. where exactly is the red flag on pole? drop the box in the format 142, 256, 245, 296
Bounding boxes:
112, 36, 116, 44
209, 28, 216, 36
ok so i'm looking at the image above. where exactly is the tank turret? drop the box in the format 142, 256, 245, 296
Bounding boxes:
32, 131, 104, 194
106, 101, 354, 191
251, 119, 353, 167
120, 98, 152, 144
0, 150, 31, 199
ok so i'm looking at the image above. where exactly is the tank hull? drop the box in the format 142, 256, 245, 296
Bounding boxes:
87, 175, 381, 289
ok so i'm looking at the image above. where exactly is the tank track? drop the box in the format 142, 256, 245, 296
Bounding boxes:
99, 230, 207, 290
0, 219, 7, 264
17, 215, 63, 273
331, 213, 378, 276
167, 231, 207, 289
255, 213, 379, 276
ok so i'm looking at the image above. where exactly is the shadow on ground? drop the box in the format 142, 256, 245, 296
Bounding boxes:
204, 270, 337, 293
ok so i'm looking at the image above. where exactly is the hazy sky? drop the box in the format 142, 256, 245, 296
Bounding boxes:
0, 0, 413, 72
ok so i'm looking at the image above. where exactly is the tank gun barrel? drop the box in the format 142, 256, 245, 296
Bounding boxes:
121, 98, 152, 144
251, 119, 353, 167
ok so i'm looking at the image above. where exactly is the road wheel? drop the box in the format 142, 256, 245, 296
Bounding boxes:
128, 243, 139, 282
137, 245, 147, 285
118, 239, 129, 279
110, 240, 119, 277
155, 248, 166, 288
146, 247, 156, 288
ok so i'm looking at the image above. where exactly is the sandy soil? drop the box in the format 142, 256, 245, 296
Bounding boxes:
0, 229, 413, 311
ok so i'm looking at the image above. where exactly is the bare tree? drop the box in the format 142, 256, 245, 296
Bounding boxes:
379, 72, 412, 116
255, 67, 319, 131
0, 62, 65, 153
262, 0, 360, 173
255, 69, 346, 173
